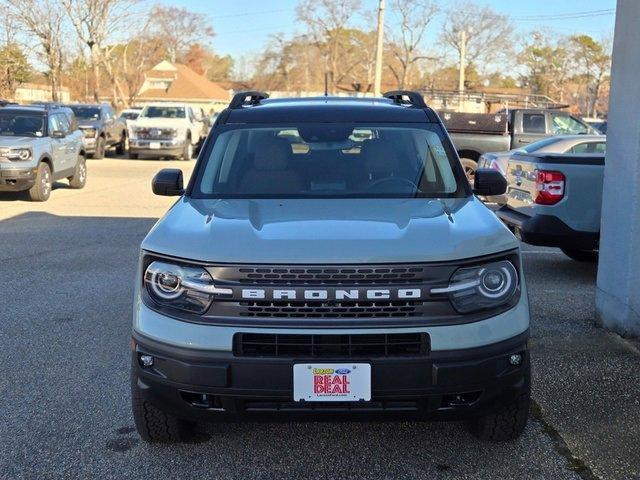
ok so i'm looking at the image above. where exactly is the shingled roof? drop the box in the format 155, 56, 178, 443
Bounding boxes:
138, 61, 229, 102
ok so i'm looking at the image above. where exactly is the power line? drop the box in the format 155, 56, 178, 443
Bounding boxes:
210, 8, 294, 20
513, 9, 614, 21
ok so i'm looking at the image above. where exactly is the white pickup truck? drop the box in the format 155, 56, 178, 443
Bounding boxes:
128, 103, 206, 160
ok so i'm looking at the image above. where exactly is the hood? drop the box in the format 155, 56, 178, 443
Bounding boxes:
0, 136, 39, 147
142, 197, 518, 264
78, 120, 101, 129
132, 117, 187, 128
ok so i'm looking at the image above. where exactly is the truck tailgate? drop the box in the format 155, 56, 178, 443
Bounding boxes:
504, 152, 605, 233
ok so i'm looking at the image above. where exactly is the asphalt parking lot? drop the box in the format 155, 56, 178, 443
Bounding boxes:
1, 157, 639, 480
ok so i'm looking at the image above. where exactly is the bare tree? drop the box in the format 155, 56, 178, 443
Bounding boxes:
4, 0, 65, 101
441, 1, 514, 89
148, 6, 215, 63
296, 0, 363, 93
388, 0, 439, 89
60, 0, 139, 102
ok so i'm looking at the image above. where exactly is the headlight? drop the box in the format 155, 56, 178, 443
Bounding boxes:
144, 260, 231, 314
82, 128, 97, 138
432, 260, 518, 313
0, 147, 32, 161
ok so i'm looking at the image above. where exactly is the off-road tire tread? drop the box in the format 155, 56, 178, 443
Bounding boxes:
27, 163, 50, 201
466, 391, 530, 442
68, 156, 86, 189
131, 378, 194, 443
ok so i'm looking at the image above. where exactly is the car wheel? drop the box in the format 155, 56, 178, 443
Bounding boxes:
466, 363, 530, 441
131, 373, 196, 443
461, 158, 477, 185
27, 162, 52, 201
560, 248, 598, 262
68, 155, 87, 189
93, 136, 105, 159
115, 132, 127, 155
182, 139, 193, 160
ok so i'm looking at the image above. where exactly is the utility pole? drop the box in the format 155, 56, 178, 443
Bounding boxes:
458, 29, 467, 111
373, 0, 386, 97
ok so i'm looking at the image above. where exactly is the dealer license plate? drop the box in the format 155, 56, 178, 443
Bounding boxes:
149, 142, 161, 149
293, 363, 371, 402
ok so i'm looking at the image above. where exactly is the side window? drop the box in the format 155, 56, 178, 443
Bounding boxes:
522, 113, 546, 134
56, 114, 71, 134
552, 114, 589, 135
48, 115, 61, 134
570, 142, 606, 154
103, 108, 113, 120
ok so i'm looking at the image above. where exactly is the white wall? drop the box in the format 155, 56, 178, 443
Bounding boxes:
596, 0, 640, 337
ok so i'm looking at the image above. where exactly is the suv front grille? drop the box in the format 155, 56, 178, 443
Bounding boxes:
238, 300, 423, 318
225, 266, 426, 285
233, 333, 428, 357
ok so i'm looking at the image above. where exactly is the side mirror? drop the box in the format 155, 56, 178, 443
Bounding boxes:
473, 168, 507, 196
152, 169, 184, 196
51, 130, 66, 139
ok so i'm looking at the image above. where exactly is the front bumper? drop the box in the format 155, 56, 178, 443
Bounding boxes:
132, 330, 529, 420
497, 206, 599, 250
82, 137, 96, 154
0, 166, 36, 191
130, 139, 184, 157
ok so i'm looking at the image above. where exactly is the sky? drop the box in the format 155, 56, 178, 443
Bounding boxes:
159, 0, 617, 60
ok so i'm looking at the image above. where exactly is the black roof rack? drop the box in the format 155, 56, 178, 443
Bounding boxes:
229, 91, 269, 109
383, 90, 427, 108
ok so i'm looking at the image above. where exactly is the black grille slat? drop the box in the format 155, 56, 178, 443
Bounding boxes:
237, 300, 423, 318
235, 333, 428, 358
213, 265, 427, 285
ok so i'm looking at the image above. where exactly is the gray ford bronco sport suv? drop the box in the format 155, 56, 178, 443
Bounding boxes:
0, 105, 86, 201
131, 91, 530, 443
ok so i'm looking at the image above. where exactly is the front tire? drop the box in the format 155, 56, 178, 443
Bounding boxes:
93, 136, 105, 159
181, 138, 193, 160
27, 162, 52, 201
131, 374, 196, 443
68, 155, 87, 189
115, 132, 127, 155
461, 158, 477, 185
560, 248, 598, 262
466, 365, 530, 441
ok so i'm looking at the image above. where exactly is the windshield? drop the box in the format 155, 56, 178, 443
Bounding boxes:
0, 113, 45, 137
140, 106, 185, 119
70, 106, 100, 120
193, 123, 469, 199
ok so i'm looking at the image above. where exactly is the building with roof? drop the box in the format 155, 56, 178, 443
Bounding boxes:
135, 61, 230, 114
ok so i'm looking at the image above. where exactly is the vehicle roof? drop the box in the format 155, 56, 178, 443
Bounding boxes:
225, 97, 434, 124
0, 106, 47, 115
66, 103, 107, 108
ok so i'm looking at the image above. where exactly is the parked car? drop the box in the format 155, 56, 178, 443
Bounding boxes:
497, 151, 604, 261
478, 135, 606, 204
442, 109, 600, 183
0, 105, 86, 201
582, 117, 608, 134
66, 104, 127, 159
131, 91, 531, 443
128, 103, 204, 160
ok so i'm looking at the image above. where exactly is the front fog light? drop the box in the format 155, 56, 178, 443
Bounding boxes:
139, 354, 154, 367
432, 260, 518, 313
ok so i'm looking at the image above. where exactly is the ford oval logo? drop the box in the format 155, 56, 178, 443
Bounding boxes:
335, 368, 351, 375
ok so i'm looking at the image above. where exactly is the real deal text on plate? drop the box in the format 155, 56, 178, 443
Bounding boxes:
313, 368, 351, 395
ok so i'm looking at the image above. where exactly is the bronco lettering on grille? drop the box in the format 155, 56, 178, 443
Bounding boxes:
240, 288, 422, 301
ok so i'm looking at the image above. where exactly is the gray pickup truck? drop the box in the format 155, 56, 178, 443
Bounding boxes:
67, 104, 127, 159
497, 152, 604, 261
442, 109, 600, 182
